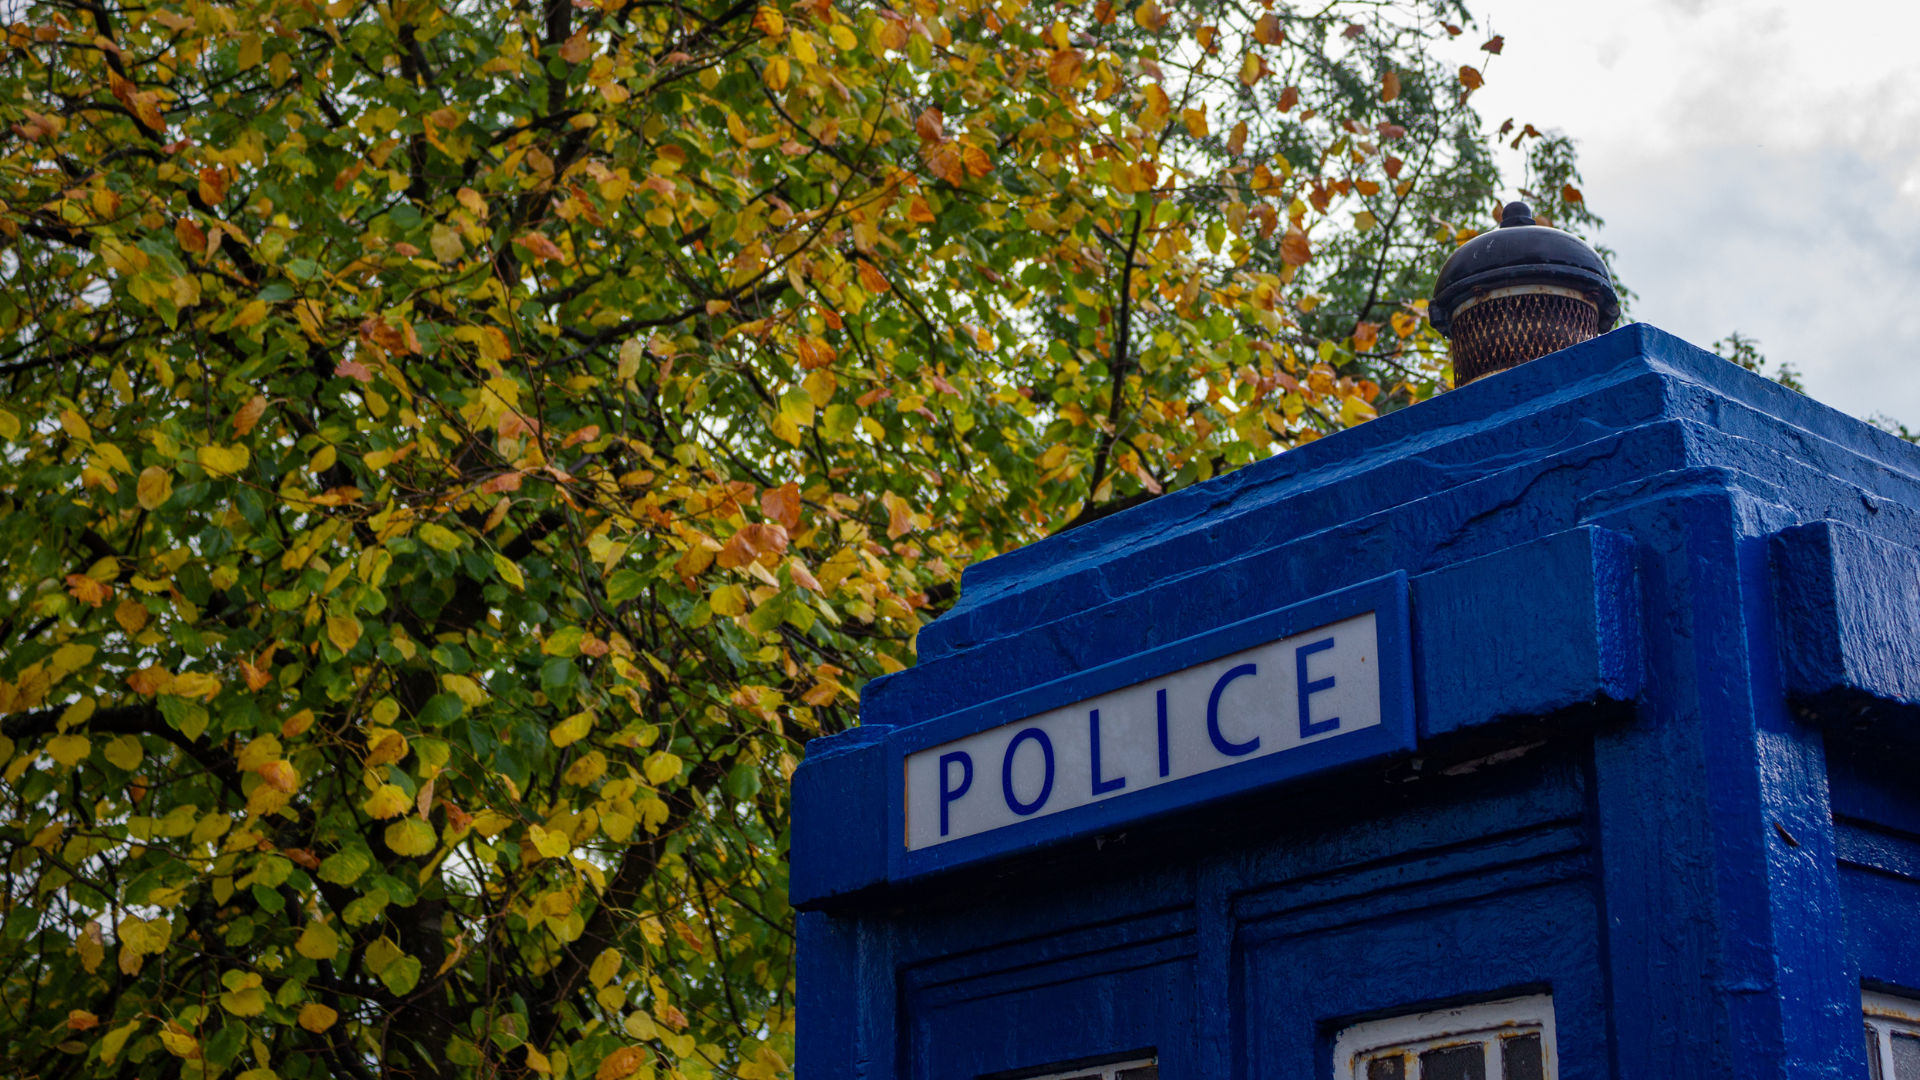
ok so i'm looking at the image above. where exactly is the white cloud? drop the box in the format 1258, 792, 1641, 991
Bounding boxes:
1457, 0, 1920, 422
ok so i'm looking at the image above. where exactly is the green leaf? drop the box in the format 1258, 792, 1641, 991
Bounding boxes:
318, 848, 372, 885
605, 568, 646, 601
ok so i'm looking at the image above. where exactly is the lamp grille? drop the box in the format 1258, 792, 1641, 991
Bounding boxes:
1449, 292, 1599, 385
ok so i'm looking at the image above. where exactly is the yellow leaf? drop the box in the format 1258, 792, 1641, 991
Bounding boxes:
327, 614, 363, 652
589, 948, 622, 988
103, 735, 143, 770
237, 32, 262, 70
298, 1003, 338, 1033
441, 674, 487, 707
551, 710, 594, 747
528, 824, 572, 858
101, 1021, 140, 1063
1239, 52, 1263, 86
363, 784, 411, 819
296, 921, 340, 960
47, 734, 90, 767
93, 442, 132, 474
221, 985, 270, 1016
643, 751, 683, 785
493, 553, 525, 590
753, 6, 785, 36
0, 409, 18, 440
137, 467, 174, 510
385, 817, 437, 856
196, 443, 249, 475
159, 1026, 200, 1058
763, 55, 790, 91
60, 408, 91, 443
418, 522, 462, 551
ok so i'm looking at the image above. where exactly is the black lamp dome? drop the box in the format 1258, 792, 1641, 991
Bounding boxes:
1428, 202, 1620, 383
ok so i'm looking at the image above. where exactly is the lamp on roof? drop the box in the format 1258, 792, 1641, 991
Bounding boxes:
1430, 201, 1621, 385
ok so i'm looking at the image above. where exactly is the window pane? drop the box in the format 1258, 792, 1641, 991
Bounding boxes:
1891, 1032, 1920, 1080
1366, 1056, 1407, 1080
1501, 1033, 1544, 1080
1870, 1026, 1885, 1080
1418, 1045, 1487, 1080
1115, 1070, 1159, 1080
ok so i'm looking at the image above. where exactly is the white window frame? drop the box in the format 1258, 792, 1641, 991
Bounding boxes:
1332, 994, 1558, 1080
1019, 1057, 1156, 1080
1864, 990, 1920, 1077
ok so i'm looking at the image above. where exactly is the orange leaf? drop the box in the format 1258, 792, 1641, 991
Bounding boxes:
789, 559, 822, 593
1458, 66, 1484, 91
856, 260, 890, 294
597, 1047, 647, 1080
1047, 48, 1084, 87
334, 359, 374, 383
1280, 227, 1311, 266
516, 232, 567, 263
1481, 34, 1504, 55
128, 666, 175, 696
962, 144, 992, 179
923, 142, 965, 184
1278, 85, 1299, 113
1227, 120, 1248, 156
66, 574, 111, 607
716, 523, 790, 569
1254, 12, 1281, 45
1352, 322, 1380, 351
175, 217, 207, 253
907, 197, 937, 224
1380, 70, 1400, 102
258, 760, 299, 794
914, 106, 945, 144
558, 28, 596, 63
358, 317, 417, 357
882, 491, 915, 539
1562, 183, 1584, 204
761, 482, 802, 530
232, 394, 268, 435
197, 166, 229, 205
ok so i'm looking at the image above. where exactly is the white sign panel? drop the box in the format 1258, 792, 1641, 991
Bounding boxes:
905, 611, 1382, 849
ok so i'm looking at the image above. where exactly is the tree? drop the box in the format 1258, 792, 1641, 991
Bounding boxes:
0, 0, 1573, 1076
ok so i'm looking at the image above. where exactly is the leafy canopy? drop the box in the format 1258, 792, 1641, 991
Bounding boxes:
0, 0, 1582, 1076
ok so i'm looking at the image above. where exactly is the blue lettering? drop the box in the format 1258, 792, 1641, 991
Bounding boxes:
1001, 728, 1055, 816
938, 751, 973, 836
1089, 709, 1125, 795
1207, 663, 1261, 757
1297, 637, 1340, 737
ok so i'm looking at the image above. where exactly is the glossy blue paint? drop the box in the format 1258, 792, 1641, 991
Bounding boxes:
793, 324, 1920, 1079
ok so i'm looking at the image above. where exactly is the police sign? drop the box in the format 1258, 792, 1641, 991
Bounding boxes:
907, 611, 1385, 847
887, 573, 1416, 873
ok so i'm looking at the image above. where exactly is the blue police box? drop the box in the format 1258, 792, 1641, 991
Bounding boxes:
790, 324, 1920, 1078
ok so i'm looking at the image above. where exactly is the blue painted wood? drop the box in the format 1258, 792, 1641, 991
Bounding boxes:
794, 324, 1920, 1079
1772, 520, 1920, 710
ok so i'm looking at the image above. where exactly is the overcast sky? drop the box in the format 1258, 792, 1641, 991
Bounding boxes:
1450, 0, 1920, 427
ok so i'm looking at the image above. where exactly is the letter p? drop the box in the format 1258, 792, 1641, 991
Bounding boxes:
939, 751, 973, 836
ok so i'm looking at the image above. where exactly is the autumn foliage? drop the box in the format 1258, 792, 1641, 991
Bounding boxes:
0, 0, 1578, 1076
